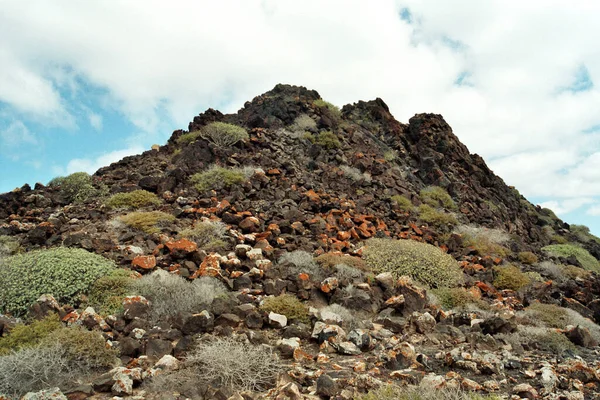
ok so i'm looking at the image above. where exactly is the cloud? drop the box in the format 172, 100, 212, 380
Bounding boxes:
588, 205, 600, 217
60, 146, 145, 176
539, 198, 595, 216
0, 0, 599, 223
88, 112, 102, 131
0, 120, 37, 148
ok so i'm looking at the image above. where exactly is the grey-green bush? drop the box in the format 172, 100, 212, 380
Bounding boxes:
0, 248, 117, 316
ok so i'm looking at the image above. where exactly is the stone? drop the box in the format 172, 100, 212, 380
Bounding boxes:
334, 341, 362, 355
268, 312, 288, 328
312, 321, 346, 344
155, 354, 180, 371
145, 338, 172, 358
277, 337, 301, 356
565, 325, 598, 348
414, 311, 436, 334
181, 311, 215, 334
512, 383, 538, 399
131, 255, 156, 270
22, 388, 68, 400
347, 329, 373, 351
479, 316, 516, 335
316, 374, 339, 397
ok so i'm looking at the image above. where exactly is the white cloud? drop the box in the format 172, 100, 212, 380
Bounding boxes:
588, 205, 600, 216
60, 146, 145, 176
0, 120, 37, 148
0, 0, 600, 220
539, 198, 595, 216
88, 112, 103, 131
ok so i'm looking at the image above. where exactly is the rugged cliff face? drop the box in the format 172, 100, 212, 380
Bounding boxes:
1, 84, 600, 399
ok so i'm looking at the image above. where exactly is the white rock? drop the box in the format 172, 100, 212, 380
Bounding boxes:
268, 312, 287, 328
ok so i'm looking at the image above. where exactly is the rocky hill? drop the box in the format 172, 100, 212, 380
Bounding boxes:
1, 84, 600, 399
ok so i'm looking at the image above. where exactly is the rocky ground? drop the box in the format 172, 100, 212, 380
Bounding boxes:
1, 84, 600, 399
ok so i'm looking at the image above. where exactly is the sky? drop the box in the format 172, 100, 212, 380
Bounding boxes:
1, 1, 600, 235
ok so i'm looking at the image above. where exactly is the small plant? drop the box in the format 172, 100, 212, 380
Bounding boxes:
431, 287, 479, 310
190, 165, 248, 193
518, 251, 538, 264
0, 247, 117, 316
260, 294, 310, 324
86, 269, 134, 316
200, 122, 249, 147
493, 265, 530, 291
315, 253, 367, 271
278, 250, 320, 277
383, 150, 397, 162
570, 224, 600, 244
132, 270, 227, 323
177, 131, 202, 144
454, 225, 510, 257
391, 195, 414, 212
313, 99, 341, 118
320, 303, 361, 330
120, 211, 175, 234
340, 165, 371, 183
363, 238, 463, 288
306, 131, 341, 149
52, 172, 101, 203
41, 327, 119, 369
180, 220, 228, 248
333, 264, 364, 282
290, 114, 317, 133
542, 244, 600, 272
356, 385, 502, 400
420, 186, 457, 210
516, 326, 577, 354
104, 190, 161, 210
0, 235, 21, 257
0, 314, 62, 355
418, 204, 458, 228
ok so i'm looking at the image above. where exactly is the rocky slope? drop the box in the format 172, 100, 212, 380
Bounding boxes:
1, 84, 600, 399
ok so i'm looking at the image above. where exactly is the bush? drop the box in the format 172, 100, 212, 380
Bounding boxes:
190, 165, 247, 193
391, 195, 414, 212
333, 264, 365, 282
132, 270, 227, 323
200, 122, 248, 148
431, 288, 479, 310
260, 294, 310, 324
53, 172, 100, 203
86, 269, 134, 316
542, 244, 600, 272
104, 190, 161, 210
493, 265, 530, 291
320, 303, 361, 330
418, 204, 458, 228
454, 225, 510, 257
516, 326, 577, 354
340, 165, 371, 183
570, 224, 600, 244
41, 327, 118, 369
177, 130, 202, 144
0, 247, 117, 316
120, 211, 175, 234
0, 235, 21, 257
313, 99, 341, 117
363, 238, 463, 288
278, 250, 320, 278
0, 314, 62, 355
179, 220, 228, 248
315, 253, 367, 271
356, 385, 502, 400
290, 114, 317, 133
305, 131, 341, 149
420, 186, 457, 210
147, 337, 281, 393
518, 251, 538, 264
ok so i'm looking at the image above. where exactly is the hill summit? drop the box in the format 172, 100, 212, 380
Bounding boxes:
1, 84, 600, 399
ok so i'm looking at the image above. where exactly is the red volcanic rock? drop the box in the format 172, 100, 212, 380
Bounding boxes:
132, 255, 156, 270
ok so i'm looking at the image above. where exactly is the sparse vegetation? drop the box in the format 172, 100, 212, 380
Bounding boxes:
363, 238, 463, 288
290, 114, 317, 133
313, 99, 341, 117
304, 131, 341, 149
516, 326, 576, 354
570, 224, 600, 244
383, 150, 397, 162
0, 314, 62, 355
321, 303, 361, 330
86, 268, 134, 316
50, 172, 103, 203
260, 294, 310, 324
391, 195, 414, 212
418, 204, 458, 228
132, 270, 227, 323
340, 165, 371, 182
0, 235, 21, 257
41, 327, 119, 369
431, 287, 479, 310
356, 385, 502, 400
200, 122, 249, 147
190, 165, 248, 193
177, 130, 202, 144
542, 243, 600, 272
420, 186, 457, 210
493, 265, 531, 291
104, 189, 161, 209
518, 251, 538, 264
0, 247, 117, 316
316, 253, 367, 271
180, 220, 228, 248
454, 225, 510, 257
279, 250, 320, 277
119, 211, 175, 234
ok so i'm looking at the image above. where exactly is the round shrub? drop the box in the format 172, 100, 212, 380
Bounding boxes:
542, 244, 600, 272
119, 211, 176, 234
104, 190, 161, 210
417, 204, 458, 228
0, 247, 117, 316
493, 265, 531, 291
260, 294, 310, 324
54, 172, 99, 203
86, 269, 134, 316
420, 186, 457, 210
390, 195, 414, 212
362, 238, 463, 288
190, 165, 247, 193
0, 314, 62, 355
201, 122, 249, 148
518, 251, 538, 265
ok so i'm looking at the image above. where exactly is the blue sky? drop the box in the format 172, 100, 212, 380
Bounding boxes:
1, 1, 600, 236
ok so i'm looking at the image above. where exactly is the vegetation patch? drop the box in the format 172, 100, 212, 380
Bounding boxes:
86, 269, 135, 316
104, 189, 161, 209
0, 314, 62, 355
0, 235, 21, 257
493, 265, 531, 291
431, 287, 480, 310
120, 211, 175, 234
260, 294, 310, 324
304, 131, 341, 149
49, 172, 105, 203
542, 244, 600, 272
180, 220, 228, 248
418, 204, 458, 229
200, 121, 249, 147
190, 165, 247, 193
289, 114, 317, 134
454, 225, 510, 257
313, 99, 341, 118
0, 247, 117, 316
420, 186, 457, 210
363, 238, 463, 288
356, 385, 502, 400
41, 326, 118, 369
315, 253, 367, 271
518, 251, 538, 264
391, 195, 414, 212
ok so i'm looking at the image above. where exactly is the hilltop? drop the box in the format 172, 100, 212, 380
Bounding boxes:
1, 84, 600, 399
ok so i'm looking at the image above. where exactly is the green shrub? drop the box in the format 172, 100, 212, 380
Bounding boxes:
516, 326, 576, 354
104, 190, 161, 210
190, 165, 247, 193
120, 211, 175, 234
518, 251, 538, 264
383, 150, 397, 162
313, 99, 341, 117
260, 294, 310, 324
420, 186, 457, 210
179, 220, 228, 247
177, 130, 202, 144
454, 225, 510, 257
570, 224, 600, 244
132, 270, 227, 323
0, 314, 62, 355
202, 122, 248, 147
0, 248, 117, 316
304, 130, 341, 149
41, 326, 118, 369
431, 288, 479, 310
53, 172, 100, 203
522, 302, 570, 328
391, 195, 414, 212
363, 238, 463, 288
356, 385, 502, 400
86, 269, 134, 316
542, 244, 600, 272
418, 204, 458, 228
290, 114, 317, 133
493, 265, 531, 291
0, 235, 21, 257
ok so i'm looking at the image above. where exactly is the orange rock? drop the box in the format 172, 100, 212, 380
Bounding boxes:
132, 255, 156, 270
191, 254, 221, 279
215, 199, 231, 214
305, 189, 321, 202
267, 168, 281, 175
356, 222, 372, 238
165, 239, 198, 254
409, 223, 423, 236
337, 231, 351, 241
293, 347, 314, 362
